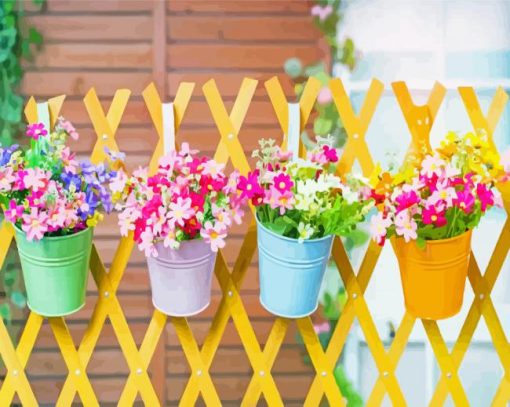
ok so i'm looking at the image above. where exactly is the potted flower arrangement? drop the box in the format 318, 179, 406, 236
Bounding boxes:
237, 138, 372, 318
109, 143, 246, 317
369, 131, 504, 320
0, 119, 119, 317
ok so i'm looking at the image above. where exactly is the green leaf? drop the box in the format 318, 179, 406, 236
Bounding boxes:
3, 269, 16, 287
313, 117, 333, 135
283, 57, 302, 79
10, 290, 26, 308
28, 27, 43, 46
0, 303, 11, 323
416, 237, 426, 250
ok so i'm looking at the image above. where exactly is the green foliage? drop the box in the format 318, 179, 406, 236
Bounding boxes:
0, 0, 45, 147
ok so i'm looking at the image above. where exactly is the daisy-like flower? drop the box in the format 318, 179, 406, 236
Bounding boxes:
163, 229, 179, 249
4, 199, 24, 222
238, 170, 263, 200
266, 186, 294, 215
202, 160, 225, 178
139, 228, 158, 257
61, 147, 79, 173
167, 196, 194, 227
420, 155, 445, 178
428, 184, 457, 208
212, 204, 232, 228
200, 221, 227, 252
297, 222, 314, 243
370, 212, 393, 245
21, 209, 49, 241
453, 189, 475, 214
394, 211, 418, 242
272, 172, 293, 193
26, 123, 48, 140
24, 168, 49, 192
422, 205, 447, 227
0, 167, 15, 192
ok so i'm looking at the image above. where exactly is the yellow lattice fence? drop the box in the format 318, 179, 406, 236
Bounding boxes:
0, 77, 509, 406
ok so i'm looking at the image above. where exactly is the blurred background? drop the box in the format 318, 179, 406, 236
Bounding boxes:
1, 0, 510, 405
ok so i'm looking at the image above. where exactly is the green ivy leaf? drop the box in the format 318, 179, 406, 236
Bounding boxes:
0, 303, 12, 323
314, 117, 333, 135
283, 57, 302, 79
10, 290, 26, 308
28, 27, 43, 46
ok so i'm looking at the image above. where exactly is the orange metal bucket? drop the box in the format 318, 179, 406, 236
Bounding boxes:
394, 230, 472, 320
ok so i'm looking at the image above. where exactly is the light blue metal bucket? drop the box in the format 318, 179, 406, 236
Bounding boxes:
256, 218, 334, 318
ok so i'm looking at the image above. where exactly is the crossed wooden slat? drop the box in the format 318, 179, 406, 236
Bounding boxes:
2, 79, 510, 406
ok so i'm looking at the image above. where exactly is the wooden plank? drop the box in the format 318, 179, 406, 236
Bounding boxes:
166, 347, 312, 375
167, 1, 310, 14
167, 16, 319, 41
167, 44, 323, 69
166, 374, 313, 403
168, 72, 295, 97
31, 43, 152, 69
27, 0, 152, 13
22, 72, 153, 97
25, 15, 152, 41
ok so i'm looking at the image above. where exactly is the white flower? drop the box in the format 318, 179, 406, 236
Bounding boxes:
297, 222, 314, 243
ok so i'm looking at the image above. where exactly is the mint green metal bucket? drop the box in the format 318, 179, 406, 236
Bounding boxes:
14, 226, 93, 317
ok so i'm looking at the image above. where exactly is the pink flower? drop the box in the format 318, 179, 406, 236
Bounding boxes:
272, 172, 293, 193
110, 170, 128, 194
118, 208, 137, 236
27, 190, 45, 209
167, 196, 194, 227
26, 123, 48, 140
395, 190, 420, 213
14, 169, 28, 190
370, 212, 392, 245
0, 167, 15, 191
476, 183, 494, 212
429, 185, 457, 208
453, 189, 475, 214
24, 168, 49, 192
322, 145, 339, 163
238, 170, 263, 201
179, 142, 198, 157
201, 221, 227, 252
311, 4, 333, 21
313, 321, 330, 335
212, 204, 232, 228
394, 211, 417, 242
265, 186, 294, 215
276, 148, 293, 161
4, 200, 24, 222
61, 147, 78, 173
21, 209, 48, 241
317, 87, 333, 105
422, 205, 447, 227
139, 228, 157, 257
420, 155, 445, 178
202, 160, 225, 178
58, 117, 79, 140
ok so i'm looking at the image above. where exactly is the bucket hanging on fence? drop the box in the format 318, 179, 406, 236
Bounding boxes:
146, 239, 216, 317
394, 230, 472, 320
256, 218, 333, 318
14, 226, 93, 317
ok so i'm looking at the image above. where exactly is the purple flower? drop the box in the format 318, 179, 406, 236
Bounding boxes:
26, 123, 48, 140
0, 145, 19, 166
61, 172, 82, 190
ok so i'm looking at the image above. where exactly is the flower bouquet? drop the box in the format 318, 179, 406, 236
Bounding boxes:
0, 119, 119, 316
238, 138, 372, 318
369, 132, 504, 319
110, 144, 246, 316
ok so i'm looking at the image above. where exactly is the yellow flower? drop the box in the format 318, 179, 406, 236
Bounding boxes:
86, 212, 104, 228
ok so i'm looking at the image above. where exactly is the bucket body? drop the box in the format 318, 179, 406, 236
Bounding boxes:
146, 239, 216, 317
14, 226, 93, 317
395, 230, 472, 320
257, 219, 333, 318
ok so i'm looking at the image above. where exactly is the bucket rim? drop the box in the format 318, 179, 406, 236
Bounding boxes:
13, 223, 93, 241
394, 228, 472, 247
255, 214, 333, 244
